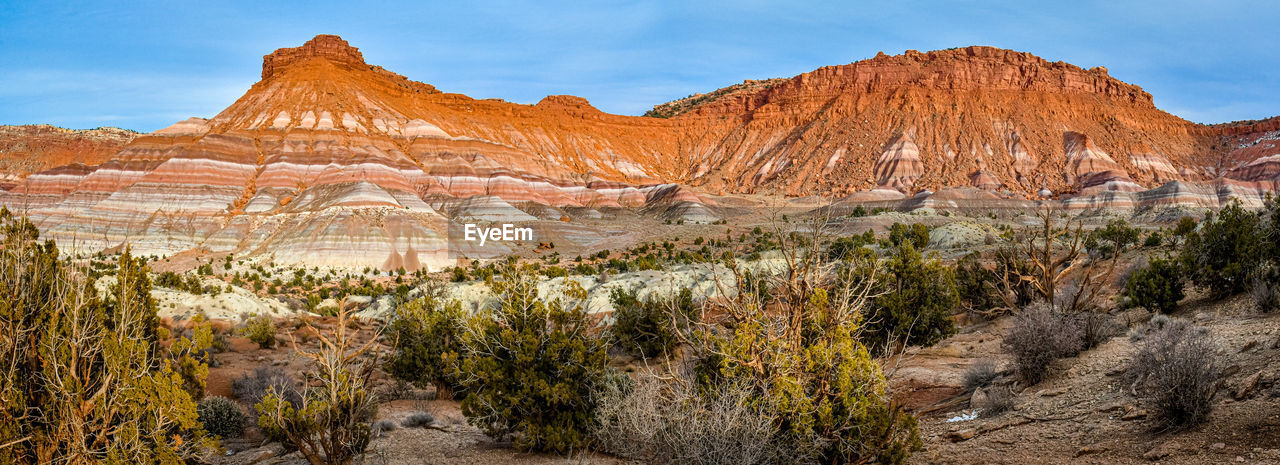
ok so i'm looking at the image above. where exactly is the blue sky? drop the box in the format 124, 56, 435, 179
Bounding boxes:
1, 1, 1276, 132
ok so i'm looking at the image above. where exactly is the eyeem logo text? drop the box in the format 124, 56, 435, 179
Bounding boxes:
463, 223, 533, 246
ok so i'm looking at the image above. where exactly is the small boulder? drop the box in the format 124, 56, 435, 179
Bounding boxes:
1144, 440, 1183, 460
1121, 408, 1148, 421
1235, 371, 1263, 400
946, 429, 977, 442
970, 388, 990, 409
1076, 443, 1107, 457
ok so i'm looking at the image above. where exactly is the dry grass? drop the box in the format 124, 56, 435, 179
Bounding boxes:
592, 375, 787, 465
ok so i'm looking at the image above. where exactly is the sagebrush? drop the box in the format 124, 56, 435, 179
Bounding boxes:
1127, 316, 1220, 429
1003, 303, 1083, 384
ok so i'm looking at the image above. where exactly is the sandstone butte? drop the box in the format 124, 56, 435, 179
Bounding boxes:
1, 35, 1277, 270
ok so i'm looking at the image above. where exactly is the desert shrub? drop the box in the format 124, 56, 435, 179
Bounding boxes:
256, 307, 379, 465
241, 314, 277, 349
1073, 309, 1121, 350
1127, 317, 1219, 429
1127, 314, 1173, 341
976, 386, 1015, 417
962, 358, 999, 391
198, 396, 247, 439
401, 411, 435, 428
372, 420, 396, 436
1125, 256, 1185, 314
827, 229, 876, 261
1180, 202, 1264, 298
1265, 195, 1280, 260
385, 296, 466, 399
0, 208, 211, 463
1003, 303, 1084, 384
232, 365, 302, 408
991, 233, 1037, 311
1085, 218, 1141, 258
1251, 264, 1280, 312
541, 265, 569, 278
458, 265, 609, 453
865, 243, 958, 351
954, 253, 1000, 317
1143, 230, 1163, 248
211, 325, 232, 353
609, 287, 698, 358
593, 374, 786, 465
170, 314, 215, 399
1172, 216, 1198, 241
888, 222, 930, 249
690, 224, 923, 464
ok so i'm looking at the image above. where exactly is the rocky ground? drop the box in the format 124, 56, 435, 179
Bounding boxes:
906, 293, 1280, 465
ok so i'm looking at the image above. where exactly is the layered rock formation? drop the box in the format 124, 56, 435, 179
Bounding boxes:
659, 47, 1235, 196
1215, 116, 1280, 191
0, 35, 697, 270
0, 125, 137, 189
2, 36, 1277, 269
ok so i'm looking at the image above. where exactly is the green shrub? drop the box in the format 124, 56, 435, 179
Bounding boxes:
459, 265, 608, 453
866, 244, 958, 350
1172, 216, 1198, 242
1180, 202, 1263, 298
386, 296, 467, 399
1085, 218, 1141, 258
0, 208, 211, 463
1267, 195, 1280, 259
198, 396, 246, 439
256, 308, 378, 465
242, 314, 277, 349
171, 314, 214, 399
1125, 257, 1185, 314
827, 229, 876, 261
609, 287, 697, 358
888, 222, 930, 249
1143, 230, 1163, 248
697, 285, 922, 464
541, 265, 569, 278
954, 252, 1000, 317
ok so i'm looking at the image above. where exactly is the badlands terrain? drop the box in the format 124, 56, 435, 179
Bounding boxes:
2, 35, 1279, 272
3, 34, 1280, 465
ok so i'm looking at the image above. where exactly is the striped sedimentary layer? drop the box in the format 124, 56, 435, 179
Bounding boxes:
3, 35, 1278, 269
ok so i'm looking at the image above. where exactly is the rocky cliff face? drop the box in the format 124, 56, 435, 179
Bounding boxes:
2, 36, 1275, 269
661, 46, 1234, 197
0, 35, 691, 270
260, 34, 367, 81
1212, 116, 1280, 190
0, 125, 137, 188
